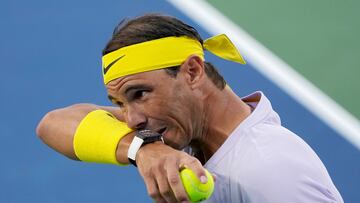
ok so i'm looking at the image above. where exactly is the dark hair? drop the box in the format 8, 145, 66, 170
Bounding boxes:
102, 14, 226, 89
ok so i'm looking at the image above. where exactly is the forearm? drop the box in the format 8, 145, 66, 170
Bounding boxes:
36, 103, 211, 202
36, 103, 132, 164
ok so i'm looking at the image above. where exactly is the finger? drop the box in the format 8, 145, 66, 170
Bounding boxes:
141, 171, 166, 203
211, 173, 217, 182
182, 156, 208, 183
154, 166, 178, 203
154, 196, 167, 203
166, 159, 190, 202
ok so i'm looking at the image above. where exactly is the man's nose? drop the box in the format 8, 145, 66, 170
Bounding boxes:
125, 105, 147, 130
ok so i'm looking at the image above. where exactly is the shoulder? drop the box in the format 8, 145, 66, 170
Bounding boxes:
214, 124, 343, 202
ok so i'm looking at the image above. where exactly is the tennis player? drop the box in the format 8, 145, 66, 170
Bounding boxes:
37, 14, 343, 203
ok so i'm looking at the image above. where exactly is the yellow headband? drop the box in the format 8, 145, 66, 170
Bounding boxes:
102, 34, 246, 84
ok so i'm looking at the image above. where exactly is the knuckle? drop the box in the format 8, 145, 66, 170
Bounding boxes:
178, 151, 189, 158
187, 157, 200, 165
168, 174, 180, 185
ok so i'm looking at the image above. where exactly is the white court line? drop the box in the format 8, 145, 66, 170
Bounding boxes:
167, 0, 360, 149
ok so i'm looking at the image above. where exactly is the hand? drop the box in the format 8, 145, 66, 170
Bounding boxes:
136, 142, 208, 203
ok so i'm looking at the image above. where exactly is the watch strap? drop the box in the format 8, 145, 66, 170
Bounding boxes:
127, 136, 144, 166
127, 130, 163, 167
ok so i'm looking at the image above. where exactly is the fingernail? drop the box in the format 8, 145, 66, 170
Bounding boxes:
200, 175, 208, 183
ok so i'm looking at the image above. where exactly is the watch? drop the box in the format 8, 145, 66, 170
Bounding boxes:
127, 129, 164, 166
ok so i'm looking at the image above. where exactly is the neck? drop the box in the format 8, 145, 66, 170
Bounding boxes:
191, 86, 251, 163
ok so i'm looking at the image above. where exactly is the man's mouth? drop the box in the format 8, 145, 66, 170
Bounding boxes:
157, 127, 167, 136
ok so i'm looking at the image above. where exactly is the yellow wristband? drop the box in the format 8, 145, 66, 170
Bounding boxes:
73, 109, 133, 165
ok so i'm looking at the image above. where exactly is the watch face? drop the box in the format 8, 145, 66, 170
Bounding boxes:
137, 129, 161, 139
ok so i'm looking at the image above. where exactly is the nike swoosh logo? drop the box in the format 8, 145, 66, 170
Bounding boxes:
103, 55, 125, 75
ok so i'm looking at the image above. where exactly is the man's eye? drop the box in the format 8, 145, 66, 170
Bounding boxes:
133, 90, 148, 99
116, 101, 124, 108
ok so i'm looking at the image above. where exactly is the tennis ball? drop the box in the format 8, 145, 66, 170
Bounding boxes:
180, 168, 214, 202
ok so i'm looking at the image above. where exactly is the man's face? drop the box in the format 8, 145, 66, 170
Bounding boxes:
106, 68, 202, 150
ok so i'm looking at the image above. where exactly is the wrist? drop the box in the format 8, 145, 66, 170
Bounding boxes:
115, 131, 136, 164
127, 130, 164, 166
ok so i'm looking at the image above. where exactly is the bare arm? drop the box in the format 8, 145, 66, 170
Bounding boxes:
36, 103, 134, 163
36, 103, 209, 202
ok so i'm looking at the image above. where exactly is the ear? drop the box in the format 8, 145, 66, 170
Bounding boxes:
181, 54, 205, 89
